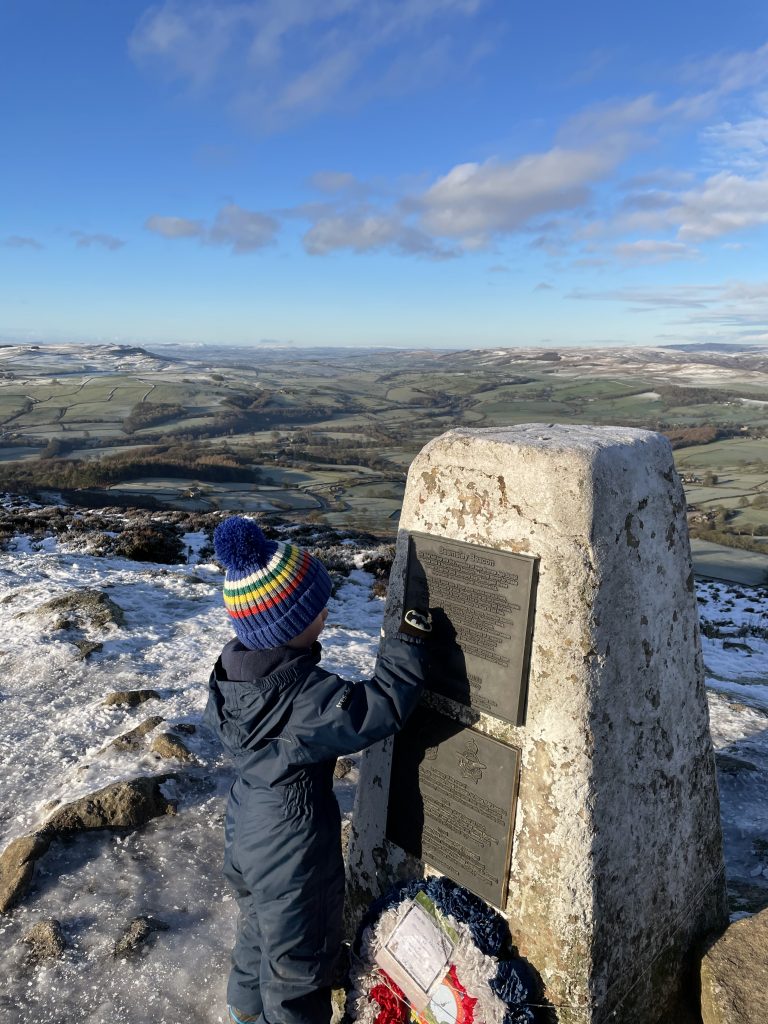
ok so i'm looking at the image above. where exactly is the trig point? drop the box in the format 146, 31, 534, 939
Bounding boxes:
346, 425, 727, 1024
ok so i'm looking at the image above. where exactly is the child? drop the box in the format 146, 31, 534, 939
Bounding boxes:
205, 516, 430, 1024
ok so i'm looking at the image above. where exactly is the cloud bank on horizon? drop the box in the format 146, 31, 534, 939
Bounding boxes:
1, 0, 767, 347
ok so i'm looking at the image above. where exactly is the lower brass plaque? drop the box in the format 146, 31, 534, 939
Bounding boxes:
387, 707, 520, 908
404, 531, 537, 725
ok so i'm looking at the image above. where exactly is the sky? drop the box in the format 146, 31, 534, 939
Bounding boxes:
1, 0, 768, 349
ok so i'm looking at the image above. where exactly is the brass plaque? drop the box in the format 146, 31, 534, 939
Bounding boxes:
387, 707, 520, 907
404, 531, 537, 725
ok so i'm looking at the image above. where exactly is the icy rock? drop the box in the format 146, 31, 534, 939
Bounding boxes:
109, 716, 165, 752
44, 776, 177, 833
22, 918, 67, 960
727, 880, 768, 916
715, 752, 760, 775
700, 908, 768, 1024
150, 733, 194, 763
172, 722, 197, 735
21, 588, 125, 630
0, 833, 51, 913
1, 777, 178, 913
333, 757, 355, 780
74, 639, 103, 660
114, 915, 170, 957
103, 689, 162, 708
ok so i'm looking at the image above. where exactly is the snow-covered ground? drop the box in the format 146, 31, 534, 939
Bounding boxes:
0, 532, 766, 1023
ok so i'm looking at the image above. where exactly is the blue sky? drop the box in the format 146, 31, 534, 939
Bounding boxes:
2, 1, 767, 348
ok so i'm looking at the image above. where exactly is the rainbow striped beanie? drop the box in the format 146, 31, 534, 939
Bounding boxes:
213, 516, 332, 651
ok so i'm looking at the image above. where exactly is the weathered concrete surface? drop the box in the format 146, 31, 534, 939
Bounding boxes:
700, 909, 768, 1024
346, 425, 727, 1024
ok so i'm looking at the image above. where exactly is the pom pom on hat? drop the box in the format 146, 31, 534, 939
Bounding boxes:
214, 515, 332, 651
214, 516, 270, 572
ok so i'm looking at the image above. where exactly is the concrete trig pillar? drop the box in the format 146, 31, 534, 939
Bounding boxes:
346, 425, 727, 1024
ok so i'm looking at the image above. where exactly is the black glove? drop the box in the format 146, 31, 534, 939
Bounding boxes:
399, 608, 433, 639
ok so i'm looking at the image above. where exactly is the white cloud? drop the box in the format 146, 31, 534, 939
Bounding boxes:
4, 235, 43, 250
145, 215, 204, 239
303, 208, 456, 259
292, 145, 620, 257
672, 172, 768, 241
568, 279, 768, 343
129, 0, 491, 127
702, 113, 768, 172
146, 204, 278, 253
419, 150, 614, 243
70, 231, 125, 251
558, 94, 661, 147
613, 240, 699, 264
308, 171, 366, 194
208, 204, 278, 253
568, 284, 722, 309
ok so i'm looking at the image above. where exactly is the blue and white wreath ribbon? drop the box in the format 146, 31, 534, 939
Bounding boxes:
347, 876, 537, 1024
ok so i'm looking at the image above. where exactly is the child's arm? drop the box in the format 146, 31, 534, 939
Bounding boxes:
286, 631, 429, 764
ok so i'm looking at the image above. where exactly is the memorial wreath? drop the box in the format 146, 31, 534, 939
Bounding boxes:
347, 877, 537, 1024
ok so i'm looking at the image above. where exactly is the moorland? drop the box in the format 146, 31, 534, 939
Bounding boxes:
1, 341, 767, 567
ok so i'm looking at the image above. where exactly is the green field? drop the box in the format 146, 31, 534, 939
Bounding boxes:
2, 343, 768, 540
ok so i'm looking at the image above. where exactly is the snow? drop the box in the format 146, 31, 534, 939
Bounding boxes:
0, 529, 376, 1023
0, 529, 766, 1022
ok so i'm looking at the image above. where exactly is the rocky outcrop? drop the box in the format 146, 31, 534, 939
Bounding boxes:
22, 588, 125, 630
103, 689, 161, 708
23, 919, 68, 959
45, 776, 175, 834
0, 776, 176, 914
109, 716, 165, 752
74, 639, 103, 660
0, 834, 52, 913
334, 757, 355, 780
700, 909, 768, 1024
150, 733, 194, 762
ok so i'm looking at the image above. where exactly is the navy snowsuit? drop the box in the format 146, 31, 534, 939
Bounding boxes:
205, 632, 427, 1024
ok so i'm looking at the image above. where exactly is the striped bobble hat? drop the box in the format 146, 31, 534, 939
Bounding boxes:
213, 516, 332, 650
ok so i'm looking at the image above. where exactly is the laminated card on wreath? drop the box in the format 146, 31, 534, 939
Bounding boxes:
374, 896, 456, 1013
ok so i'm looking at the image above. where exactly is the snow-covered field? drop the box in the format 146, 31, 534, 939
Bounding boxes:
0, 525, 766, 1024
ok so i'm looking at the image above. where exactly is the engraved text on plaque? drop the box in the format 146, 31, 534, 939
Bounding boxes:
387, 707, 521, 907
404, 531, 537, 724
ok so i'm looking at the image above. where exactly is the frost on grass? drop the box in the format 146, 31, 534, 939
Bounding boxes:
0, 517, 765, 1022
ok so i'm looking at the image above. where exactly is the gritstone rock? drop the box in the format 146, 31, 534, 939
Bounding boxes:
715, 752, 760, 775
109, 716, 165, 752
700, 908, 768, 1024
114, 915, 170, 957
44, 776, 176, 833
0, 776, 177, 913
22, 919, 68, 959
172, 723, 197, 735
74, 640, 103, 660
334, 757, 355, 780
0, 834, 52, 913
150, 733, 194, 762
103, 689, 162, 708
21, 588, 125, 630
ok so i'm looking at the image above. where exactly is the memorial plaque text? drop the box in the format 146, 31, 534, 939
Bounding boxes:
387, 707, 521, 907
404, 531, 536, 724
